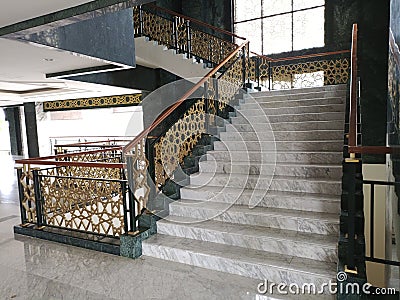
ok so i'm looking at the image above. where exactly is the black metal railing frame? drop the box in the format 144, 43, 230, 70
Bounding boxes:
363, 180, 400, 268
16, 165, 138, 238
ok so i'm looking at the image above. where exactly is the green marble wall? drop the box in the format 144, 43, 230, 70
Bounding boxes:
327, 0, 390, 163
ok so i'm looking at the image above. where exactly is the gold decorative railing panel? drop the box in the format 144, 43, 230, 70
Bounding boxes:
19, 166, 36, 223
127, 139, 150, 213
40, 169, 125, 237
43, 94, 142, 112
271, 58, 350, 90
191, 29, 237, 65
154, 99, 206, 187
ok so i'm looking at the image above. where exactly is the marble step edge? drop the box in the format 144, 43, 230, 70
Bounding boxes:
157, 217, 337, 262
198, 160, 342, 178
241, 96, 345, 106
179, 188, 341, 213
180, 185, 341, 202
237, 103, 345, 113
142, 234, 336, 285
169, 200, 340, 235
248, 85, 347, 97
158, 216, 337, 248
199, 160, 343, 169
170, 200, 340, 223
190, 173, 342, 184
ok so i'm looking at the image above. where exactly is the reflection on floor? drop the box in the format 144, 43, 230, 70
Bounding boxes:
0, 153, 266, 299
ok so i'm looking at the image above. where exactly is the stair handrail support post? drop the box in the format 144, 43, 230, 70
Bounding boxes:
32, 168, 43, 228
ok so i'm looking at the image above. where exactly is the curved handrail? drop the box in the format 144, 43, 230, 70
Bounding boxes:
145, 3, 247, 41
348, 23, 358, 157
123, 40, 249, 154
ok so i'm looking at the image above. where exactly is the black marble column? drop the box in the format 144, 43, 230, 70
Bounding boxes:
4, 107, 23, 156
23, 103, 40, 158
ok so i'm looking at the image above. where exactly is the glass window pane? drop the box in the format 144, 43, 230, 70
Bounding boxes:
235, 21, 262, 54
293, 7, 324, 51
262, 0, 292, 16
234, 0, 261, 23
263, 14, 292, 54
293, 0, 324, 10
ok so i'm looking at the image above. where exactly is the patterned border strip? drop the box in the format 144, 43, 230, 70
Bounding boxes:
43, 94, 142, 112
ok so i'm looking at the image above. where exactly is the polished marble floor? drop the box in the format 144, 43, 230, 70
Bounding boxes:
0, 153, 268, 300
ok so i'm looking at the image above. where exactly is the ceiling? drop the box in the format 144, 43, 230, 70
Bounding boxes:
0, 1, 140, 107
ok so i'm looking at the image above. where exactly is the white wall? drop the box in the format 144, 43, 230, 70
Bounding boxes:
36, 104, 143, 156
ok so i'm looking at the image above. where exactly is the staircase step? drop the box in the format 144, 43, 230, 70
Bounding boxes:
248, 85, 346, 98
219, 130, 343, 141
226, 121, 344, 131
206, 151, 342, 164
199, 161, 342, 179
180, 186, 340, 213
240, 97, 345, 109
231, 112, 345, 124
143, 234, 336, 286
189, 173, 341, 195
158, 216, 337, 262
213, 140, 343, 151
168, 200, 339, 235
237, 104, 345, 116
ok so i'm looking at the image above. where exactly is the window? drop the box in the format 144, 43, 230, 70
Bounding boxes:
234, 0, 325, 55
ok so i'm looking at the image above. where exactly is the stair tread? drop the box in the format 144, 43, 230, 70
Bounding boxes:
181, 185, 340, 201
159, 216, 338, 246
200, 161, 342, 168
246, 96, 344, 103
208, 150, 342, 153
238, 103, 345, 111
171, 200, 340, 222
191, 172, 341, 183
143, 234, 336, 278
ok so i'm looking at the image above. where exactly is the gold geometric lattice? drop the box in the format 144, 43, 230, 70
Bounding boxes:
218, 58, 243, 110
154, 99, 206, 187
40, 168, 125, 237
141, 10, 174, 48
191, 29, 237, 65
272, 58, 350, 90
129, 139, 151, 213
19, 165, 36, 223
43, 94, 142, 112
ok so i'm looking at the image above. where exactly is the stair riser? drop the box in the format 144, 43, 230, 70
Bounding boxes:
240, 98, 345, 109
190, 175, 342, 195
237, 105, 345, 116
206, 152, 342, 164
226, 122, 345, 131
219, 131, 343, 141
157, 222, 337, 263
213, 141, 343, 152
142, 242, 334, 286
246, 89, 346, 100
169, 204, 339, 235
180, 188, 340, 213
199, 161, 342, 179
231, 113, 345, 124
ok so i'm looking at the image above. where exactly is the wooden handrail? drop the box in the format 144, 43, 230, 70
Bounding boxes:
15, 161, 124, 169
15, 147, 122, 165
145, 3, 247, 41
123, 40, 249, 154
348, 24, 358, 157
251, 49, 351, 63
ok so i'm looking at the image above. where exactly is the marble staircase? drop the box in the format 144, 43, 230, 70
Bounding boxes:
142, 85, 346, 293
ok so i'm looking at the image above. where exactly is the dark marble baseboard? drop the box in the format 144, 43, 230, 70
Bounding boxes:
14, 225, 120, 255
